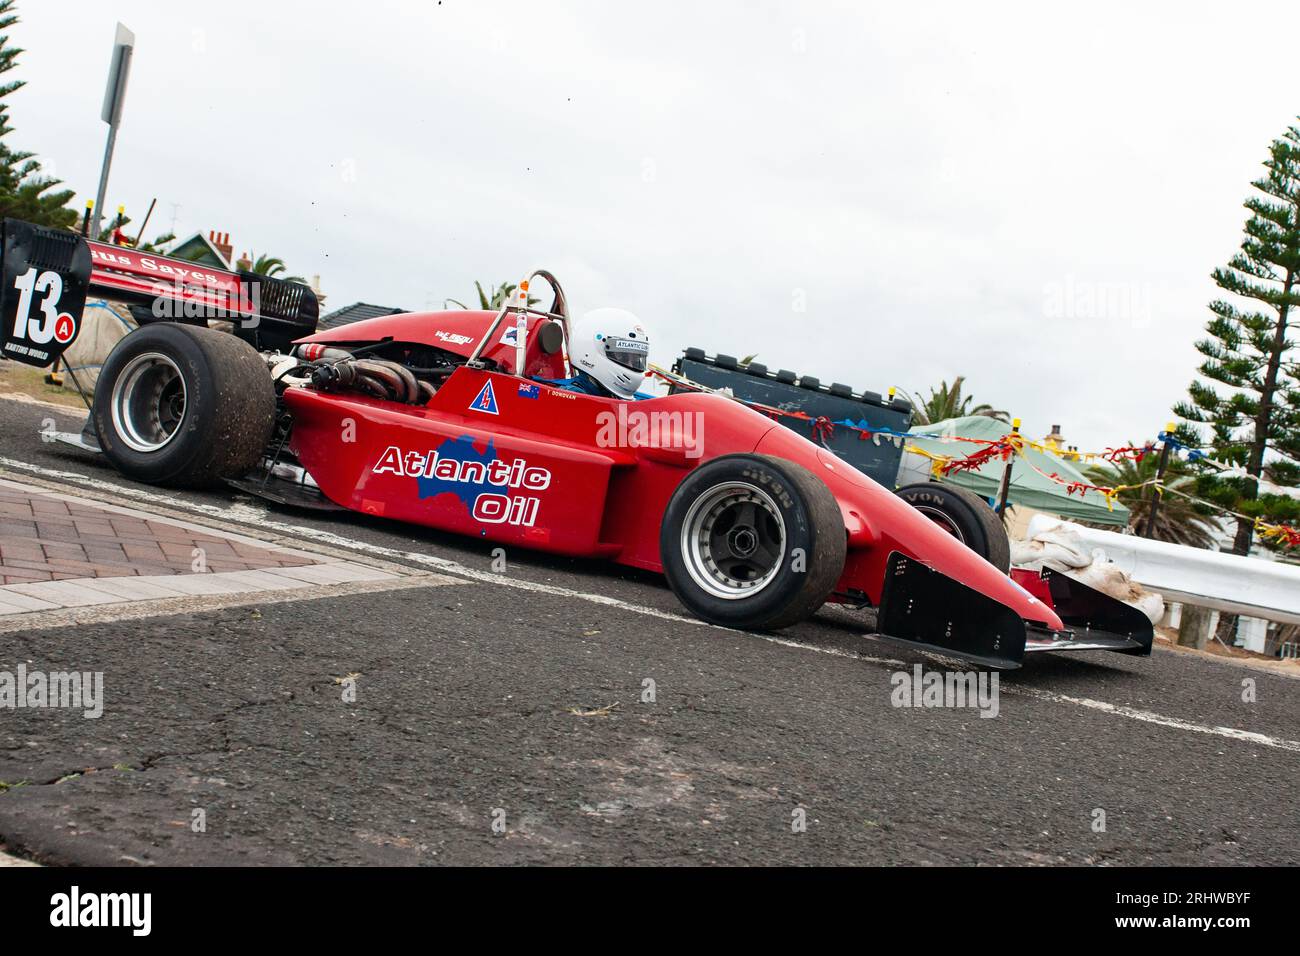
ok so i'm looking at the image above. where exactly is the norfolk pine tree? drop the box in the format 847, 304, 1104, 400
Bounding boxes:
0, 0, 77, 229
1173, 119, 1300, 640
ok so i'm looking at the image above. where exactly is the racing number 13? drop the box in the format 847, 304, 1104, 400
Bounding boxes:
11, 267, 67, 345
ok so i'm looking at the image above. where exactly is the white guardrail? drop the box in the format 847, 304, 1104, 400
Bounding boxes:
1025, 515, 1300, 626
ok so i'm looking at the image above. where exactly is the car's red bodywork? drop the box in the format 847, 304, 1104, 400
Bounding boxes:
1, 217, 1151, 669
292, 309, 1064, 632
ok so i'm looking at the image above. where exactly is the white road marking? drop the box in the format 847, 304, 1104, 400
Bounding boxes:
1014, 689, 1300, 753
3, 455, 1298, 754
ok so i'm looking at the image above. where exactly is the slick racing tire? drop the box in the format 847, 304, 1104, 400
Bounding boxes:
93, 323, 275, 487
661, 454, 847, 631
894, 481, 1011, 573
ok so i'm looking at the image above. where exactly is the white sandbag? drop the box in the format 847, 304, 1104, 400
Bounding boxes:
1014, 519, 1165, 625
1009, 521, 1093, 571
59, 300, 136, 394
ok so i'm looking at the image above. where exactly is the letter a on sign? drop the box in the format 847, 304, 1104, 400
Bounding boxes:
469, 379, 499, 415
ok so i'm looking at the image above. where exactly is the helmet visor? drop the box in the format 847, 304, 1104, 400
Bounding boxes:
605, 337, 649, 373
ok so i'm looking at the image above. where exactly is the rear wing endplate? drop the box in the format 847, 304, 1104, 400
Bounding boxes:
0, 219, 92, 368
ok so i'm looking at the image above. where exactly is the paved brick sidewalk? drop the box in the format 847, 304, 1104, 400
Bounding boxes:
0, 482, 319, 584
0, 478, 399, 617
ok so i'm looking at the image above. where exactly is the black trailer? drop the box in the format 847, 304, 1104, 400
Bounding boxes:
671, 348, 912, 487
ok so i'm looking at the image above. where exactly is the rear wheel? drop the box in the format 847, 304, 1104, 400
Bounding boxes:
661, 454, 847, 630
93, 323, 275, 486
894, 481, 1010, 573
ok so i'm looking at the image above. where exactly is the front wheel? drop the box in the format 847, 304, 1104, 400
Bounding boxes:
894, 481, 1010, 573
660, 454, 847, 631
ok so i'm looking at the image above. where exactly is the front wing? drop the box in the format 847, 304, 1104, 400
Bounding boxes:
876, 553, 1154, 670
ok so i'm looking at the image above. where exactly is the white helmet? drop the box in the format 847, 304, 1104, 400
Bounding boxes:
568, 307, 651, 399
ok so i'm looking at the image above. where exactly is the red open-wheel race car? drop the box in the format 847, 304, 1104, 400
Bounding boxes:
0, 218, 1153, 669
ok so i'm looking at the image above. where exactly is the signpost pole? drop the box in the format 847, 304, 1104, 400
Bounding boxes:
92, 23, 135, 239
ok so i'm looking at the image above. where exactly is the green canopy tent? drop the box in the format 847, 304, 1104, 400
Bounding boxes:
901, 416, 1130, 527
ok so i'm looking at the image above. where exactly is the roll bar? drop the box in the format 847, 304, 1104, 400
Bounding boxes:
465, 269, 570, 372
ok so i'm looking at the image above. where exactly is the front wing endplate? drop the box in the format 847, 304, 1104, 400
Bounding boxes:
877, 552, 1028, 669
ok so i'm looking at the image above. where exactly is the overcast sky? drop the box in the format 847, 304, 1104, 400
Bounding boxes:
11, 1, 1300, 450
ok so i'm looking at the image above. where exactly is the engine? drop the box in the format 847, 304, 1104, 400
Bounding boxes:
261, 341, 468, 405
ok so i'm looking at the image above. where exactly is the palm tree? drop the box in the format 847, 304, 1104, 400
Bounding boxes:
1084, 450, 1219, 548
247, 254, 305, 284
445, 280, 538, 311
903, 376, 1010, 426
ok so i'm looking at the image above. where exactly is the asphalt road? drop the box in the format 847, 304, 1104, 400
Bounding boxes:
1, 395, 1297, 866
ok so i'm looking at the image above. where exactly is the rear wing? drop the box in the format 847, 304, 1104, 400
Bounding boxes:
1, 218, 319, 369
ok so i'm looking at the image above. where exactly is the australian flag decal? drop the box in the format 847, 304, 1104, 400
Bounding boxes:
517, 383, 539, 400
469, 379, 499, 415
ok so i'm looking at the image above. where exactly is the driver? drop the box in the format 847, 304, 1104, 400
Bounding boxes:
536, 308, 652, 399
